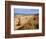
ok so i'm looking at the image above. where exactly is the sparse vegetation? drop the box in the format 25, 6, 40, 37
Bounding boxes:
14, 14, 39, 30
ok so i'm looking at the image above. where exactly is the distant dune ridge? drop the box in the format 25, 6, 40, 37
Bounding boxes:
14, 14, 39, 30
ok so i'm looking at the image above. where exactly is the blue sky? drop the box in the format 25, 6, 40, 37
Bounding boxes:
14, 8, 39, 15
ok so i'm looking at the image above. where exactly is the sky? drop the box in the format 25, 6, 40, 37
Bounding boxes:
14, 8, 39, 15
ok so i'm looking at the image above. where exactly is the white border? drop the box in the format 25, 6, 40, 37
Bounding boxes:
11, 5, 42, 34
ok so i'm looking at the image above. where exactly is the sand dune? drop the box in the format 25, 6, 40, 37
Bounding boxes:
14, 15, 39, 30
